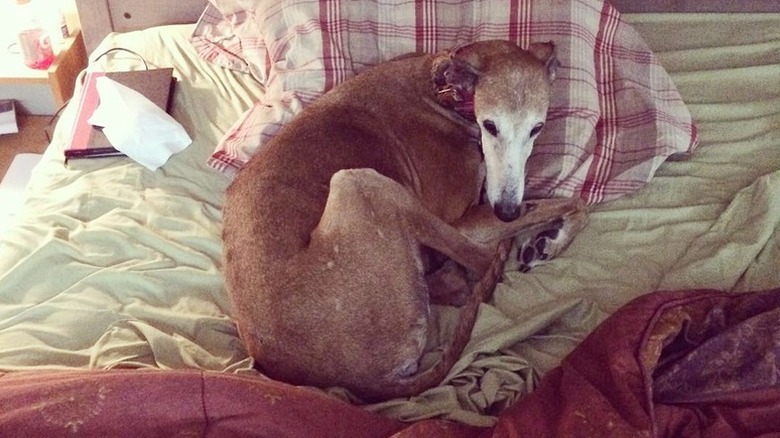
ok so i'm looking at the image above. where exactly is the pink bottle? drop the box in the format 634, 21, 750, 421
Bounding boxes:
16, 0, 55, 70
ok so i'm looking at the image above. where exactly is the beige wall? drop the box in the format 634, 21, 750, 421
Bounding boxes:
611, 0, 780, 12
0, 0, 80, 40
61, 0, 80, 32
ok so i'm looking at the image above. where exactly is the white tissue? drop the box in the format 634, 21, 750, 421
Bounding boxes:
88, 76, 192, 171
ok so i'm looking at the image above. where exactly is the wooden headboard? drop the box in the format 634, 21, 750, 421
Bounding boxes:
76, 0, 207, 54
76, 0, 780, 56
610, 0, 780, 13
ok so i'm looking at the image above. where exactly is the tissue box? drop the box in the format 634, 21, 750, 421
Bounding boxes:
0, 100, 19, 135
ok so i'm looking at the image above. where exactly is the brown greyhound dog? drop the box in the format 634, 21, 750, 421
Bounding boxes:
222, 40, 586, 402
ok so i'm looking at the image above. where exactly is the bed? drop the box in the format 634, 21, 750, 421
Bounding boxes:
0, 0, 778, 436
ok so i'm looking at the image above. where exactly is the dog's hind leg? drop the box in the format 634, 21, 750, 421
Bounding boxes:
315, 168, 499, 275
309, 168, 519, 399
301, 167, 500, 398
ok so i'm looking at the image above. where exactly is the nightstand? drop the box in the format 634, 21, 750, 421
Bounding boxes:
0, 29, 87, 115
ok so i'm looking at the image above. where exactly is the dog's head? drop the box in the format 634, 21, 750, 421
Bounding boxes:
434, 40, 558, 222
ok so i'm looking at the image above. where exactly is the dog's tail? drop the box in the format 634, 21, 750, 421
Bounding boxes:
362, 238, 513, 402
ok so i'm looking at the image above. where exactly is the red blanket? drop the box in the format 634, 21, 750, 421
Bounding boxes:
3, 288, 779, 437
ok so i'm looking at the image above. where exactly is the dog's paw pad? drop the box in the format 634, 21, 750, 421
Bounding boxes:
534, 237, 547, 254
520, 245, 536, 265
515, 237, 544, 272
538, 227, 560, 241
507, 210, 587, 273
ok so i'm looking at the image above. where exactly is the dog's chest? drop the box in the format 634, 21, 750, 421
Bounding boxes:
408, 135, 483, 223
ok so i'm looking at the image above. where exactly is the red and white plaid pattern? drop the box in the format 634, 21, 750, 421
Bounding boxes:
192, 0, 698, 204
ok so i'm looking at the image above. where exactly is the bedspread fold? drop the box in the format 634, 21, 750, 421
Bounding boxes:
3, 289, 780, 437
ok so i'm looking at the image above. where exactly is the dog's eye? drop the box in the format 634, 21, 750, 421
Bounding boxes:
530, 123, 545, 138
482, 120, 499, 137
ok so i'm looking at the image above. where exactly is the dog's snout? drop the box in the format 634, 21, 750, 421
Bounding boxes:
493, 202, 523, 222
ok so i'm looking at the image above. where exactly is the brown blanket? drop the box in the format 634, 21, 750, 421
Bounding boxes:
4, 288, 779, 437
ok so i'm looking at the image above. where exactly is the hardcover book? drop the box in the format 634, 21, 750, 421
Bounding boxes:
65, 68, 176, 161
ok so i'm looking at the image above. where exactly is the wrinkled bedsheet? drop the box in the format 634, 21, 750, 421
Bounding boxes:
0, 25, 261, 374
0, 12, 778, 432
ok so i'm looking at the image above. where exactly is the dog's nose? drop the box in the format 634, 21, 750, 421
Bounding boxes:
493, 202, 522, 222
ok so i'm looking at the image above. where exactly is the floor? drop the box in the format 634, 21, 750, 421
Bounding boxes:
0, 115, 51, 235
0, 115, 51, 181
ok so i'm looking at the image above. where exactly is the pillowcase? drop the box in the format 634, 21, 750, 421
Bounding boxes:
191, 0, 698, 204
190, 2, 258, 78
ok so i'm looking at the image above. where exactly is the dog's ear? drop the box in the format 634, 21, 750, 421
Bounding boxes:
432, 46, 482, 98
528, 41, 560, 82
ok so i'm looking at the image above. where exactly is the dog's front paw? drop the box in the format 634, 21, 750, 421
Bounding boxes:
508, 209, 587, 272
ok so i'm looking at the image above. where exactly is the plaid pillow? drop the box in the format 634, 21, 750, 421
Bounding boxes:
192, 0, 698, 204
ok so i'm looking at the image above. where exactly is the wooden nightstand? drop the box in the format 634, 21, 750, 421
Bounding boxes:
0, 29, 87, 115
